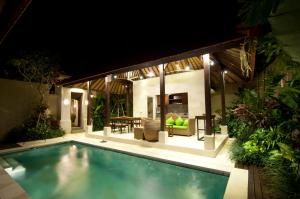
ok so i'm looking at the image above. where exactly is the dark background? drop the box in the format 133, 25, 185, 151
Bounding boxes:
0, 0, 239, 78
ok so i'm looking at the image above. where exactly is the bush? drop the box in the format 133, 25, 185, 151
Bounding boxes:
4, 107, 65, 143
264, 155, 300, 199
230, 140, 267, 166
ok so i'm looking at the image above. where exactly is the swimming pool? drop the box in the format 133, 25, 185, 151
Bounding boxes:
0, 142, 228, 199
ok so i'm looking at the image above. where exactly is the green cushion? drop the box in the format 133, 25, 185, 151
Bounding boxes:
183, 119, 189, 126
175, 117, 184, 126
166, 117, 175, 125
173, 125, 188, 129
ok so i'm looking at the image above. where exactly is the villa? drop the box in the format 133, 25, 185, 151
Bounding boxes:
0, 35, 253, 198
2, 1, 299, 199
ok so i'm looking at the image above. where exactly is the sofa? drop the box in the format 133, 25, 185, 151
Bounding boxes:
165, 113, 195, 136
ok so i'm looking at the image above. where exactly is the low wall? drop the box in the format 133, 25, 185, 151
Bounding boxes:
0, 78, 59, 142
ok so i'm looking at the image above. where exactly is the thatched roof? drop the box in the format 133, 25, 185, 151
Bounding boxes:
67, 45, 256, 94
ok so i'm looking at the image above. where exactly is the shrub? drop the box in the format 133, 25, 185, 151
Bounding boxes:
230, 140, 267, 166
4, 106, 65, 143
264, 154, 300, 199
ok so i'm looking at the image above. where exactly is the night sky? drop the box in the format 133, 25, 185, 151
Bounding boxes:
0, 0, 239, 79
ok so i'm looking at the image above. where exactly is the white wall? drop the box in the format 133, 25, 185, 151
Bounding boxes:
60, 87, 88, 133
133, 70, 205, 119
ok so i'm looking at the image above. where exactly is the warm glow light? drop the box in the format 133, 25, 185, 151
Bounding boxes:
73, 104, 77, 108
210, 60, 215, 66
139, 76, 143, 80
158, 64, 163, 72
203, 54, 210, 65
147, 71, 155, 77
224, 70, 228, 74
114, 75, 117, 79
70, 88, 84, 93
185, 66, 190, 71
63, 99, 70, 105
90, 94, 94, 98
85, 100, 88, 105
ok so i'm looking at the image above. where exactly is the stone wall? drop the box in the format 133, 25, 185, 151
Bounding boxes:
0, 78, 59, 141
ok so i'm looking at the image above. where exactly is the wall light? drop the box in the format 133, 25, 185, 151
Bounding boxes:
224, 70, 228, 74
203, 54, 210, 65
114, 75, 117, 79
210, 60, 215, 66
63, 99, 70, 105
139, 76, 143, 80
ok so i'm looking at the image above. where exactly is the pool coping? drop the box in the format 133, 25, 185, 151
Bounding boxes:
0, 137, 248, 199
87, 132, 228, 158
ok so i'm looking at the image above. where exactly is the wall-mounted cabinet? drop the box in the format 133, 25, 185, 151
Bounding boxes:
168, 93, 188, 104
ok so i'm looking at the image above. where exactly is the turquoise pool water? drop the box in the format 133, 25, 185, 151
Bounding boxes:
0, 142, 228, 199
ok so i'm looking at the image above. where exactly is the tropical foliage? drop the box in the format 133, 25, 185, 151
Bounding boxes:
92, 93, 105, 131
228, 34, 300, 198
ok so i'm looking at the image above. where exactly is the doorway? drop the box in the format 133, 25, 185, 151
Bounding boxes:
147, 97, 153, 119
71, 92, 82, 127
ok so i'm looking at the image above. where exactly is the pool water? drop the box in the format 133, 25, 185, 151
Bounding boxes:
1, 142, 228, 199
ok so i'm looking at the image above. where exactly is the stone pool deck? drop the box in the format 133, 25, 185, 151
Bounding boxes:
0, 133, 248, 199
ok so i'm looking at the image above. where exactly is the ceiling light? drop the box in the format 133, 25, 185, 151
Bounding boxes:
114, 75, 117, 79
203, 54, 210, 64
185, 66, 190, 71
147, 71, 155, 77
210, 60, 215, 66
224, 70, 228, 74
140, 76, 143, 80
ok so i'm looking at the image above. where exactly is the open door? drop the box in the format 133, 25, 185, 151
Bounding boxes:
71, 92, 82, 127
147, 97, 153, 119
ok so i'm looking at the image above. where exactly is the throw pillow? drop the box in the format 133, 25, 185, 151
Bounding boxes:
175, 117, 184, 126
183, 119, 189, 126
166, 117, 175, 125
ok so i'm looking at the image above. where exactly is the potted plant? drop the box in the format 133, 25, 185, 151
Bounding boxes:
71, 113, 76, 124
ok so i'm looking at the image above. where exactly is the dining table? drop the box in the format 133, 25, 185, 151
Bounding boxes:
110, 116, 142, 133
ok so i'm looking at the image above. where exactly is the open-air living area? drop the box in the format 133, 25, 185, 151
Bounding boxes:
59, 49, 248, 157
1, 1, 300, 199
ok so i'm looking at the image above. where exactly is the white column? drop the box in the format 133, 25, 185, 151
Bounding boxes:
60, 87, 72, 133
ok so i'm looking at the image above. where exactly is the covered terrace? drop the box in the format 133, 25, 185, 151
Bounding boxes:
59, 36, 256, 156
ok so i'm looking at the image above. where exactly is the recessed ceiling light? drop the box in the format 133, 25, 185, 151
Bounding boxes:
147, 71, 155, 77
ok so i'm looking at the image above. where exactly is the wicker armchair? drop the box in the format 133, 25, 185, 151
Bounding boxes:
143, 120, 160, 142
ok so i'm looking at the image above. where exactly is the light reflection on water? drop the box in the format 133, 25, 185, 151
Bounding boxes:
56, 145, 89, 188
